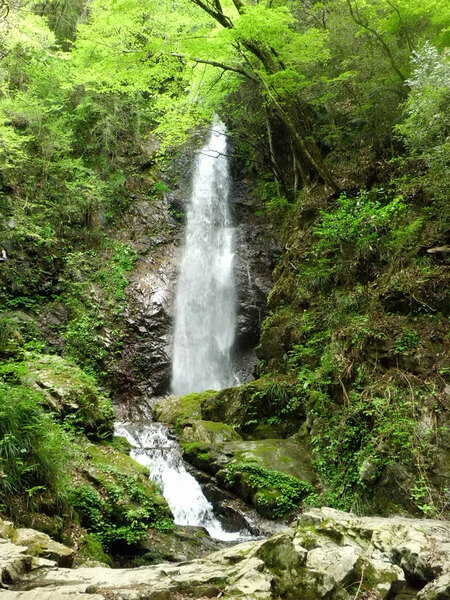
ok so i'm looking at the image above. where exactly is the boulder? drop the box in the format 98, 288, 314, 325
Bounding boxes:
12, 529, 74, 568
183, 436, 314, 484
153, 391, 214, 425
180, 420, 242, 445
0, 539, 32, 585
24, 354, 114, 440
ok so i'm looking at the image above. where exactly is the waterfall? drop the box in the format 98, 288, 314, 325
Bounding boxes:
112, 124, 248, 542
115, 421, 247, 542
172, 122, 236, 395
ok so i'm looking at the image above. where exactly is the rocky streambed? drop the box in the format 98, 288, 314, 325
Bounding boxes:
1, 507, 449, 600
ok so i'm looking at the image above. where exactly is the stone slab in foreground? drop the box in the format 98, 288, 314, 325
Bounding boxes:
1, 508, 449, 600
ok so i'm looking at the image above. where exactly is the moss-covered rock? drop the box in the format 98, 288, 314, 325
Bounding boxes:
200, 377, 305, 438
153, 391, 216, 426
22, 354, 115, 440
181, 428, 315, 519
217, 461, 314, 520
180, 420, 242, 445
69, 439, 174, 559
183, 433, 314, 482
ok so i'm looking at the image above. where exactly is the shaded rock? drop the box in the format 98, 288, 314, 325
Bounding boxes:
140, 525, 226, 563
418, 573, 450, 600
2, 594, 104, 599
12, 529, 74, 567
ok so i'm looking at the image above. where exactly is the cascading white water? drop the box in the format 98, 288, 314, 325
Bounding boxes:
114, 124, 247, 542
172, 122, 236, 395
115, 421, 245, 541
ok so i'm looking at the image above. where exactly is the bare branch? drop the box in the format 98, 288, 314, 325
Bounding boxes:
169, 52, 258, 83
346, 0, 405, 81
190, 0, 234, 29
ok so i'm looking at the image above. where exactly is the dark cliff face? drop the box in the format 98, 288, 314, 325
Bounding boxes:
231, 181, 280, 383
107, 176, 180, 416
112, 156, 278, 415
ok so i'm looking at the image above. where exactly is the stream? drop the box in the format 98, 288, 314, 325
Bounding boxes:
115, 420, 250, 541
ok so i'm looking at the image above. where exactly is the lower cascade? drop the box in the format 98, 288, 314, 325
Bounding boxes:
115, 421, 246, 541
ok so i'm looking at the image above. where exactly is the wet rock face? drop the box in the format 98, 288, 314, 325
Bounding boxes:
111, 197, 180, 409
231, 183, 280, 382
113, 174, 277, 408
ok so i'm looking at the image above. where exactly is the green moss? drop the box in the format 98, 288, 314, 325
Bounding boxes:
109, 436, 133, 455
220, 461, 314, 519
154, 390, 217, 425
201, 378, 304, 438
1, 354, 115, 440
70, 442, 173, 555
78, 533, 114, 566
182, 442, 211, 467
178, 390, 217, 423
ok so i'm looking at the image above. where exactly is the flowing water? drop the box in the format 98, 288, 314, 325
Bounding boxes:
172, 122, 236, 395
115, 421, 246, 541
115, 123, 247, 541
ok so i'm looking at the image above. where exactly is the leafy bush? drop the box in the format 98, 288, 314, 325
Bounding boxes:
396, 44, 450, 169
70, 469, 173, 553
314, 190, 406, 256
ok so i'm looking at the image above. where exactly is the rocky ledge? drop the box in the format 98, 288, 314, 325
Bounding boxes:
2, 508, 449, 600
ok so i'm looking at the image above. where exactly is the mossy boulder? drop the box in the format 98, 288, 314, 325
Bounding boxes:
154, 380, 305, 440
153, 391, 217, 426
201, 377, 305, 438
69, 439, 174, 560
183, 433, 314, 483
182, 430, 315, 519
217, 461, 314, 519
180, 420, 242, 445
20, 353, 114, 439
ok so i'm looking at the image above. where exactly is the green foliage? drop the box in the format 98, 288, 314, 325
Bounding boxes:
0, 380, 71, 516
223, 461, 313, 519
70, 466, 173, 553
396, 44, 450, 168
60, 241, 136, 377
0, 354, 114, 439
392, 329, 419, 355
304, 377, 430, 512
314, 190, 406, 256
242, 379, 302, 431
78, 533, 114, 567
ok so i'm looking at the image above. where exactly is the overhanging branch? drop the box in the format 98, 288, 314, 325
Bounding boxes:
169, 52, 258, 83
